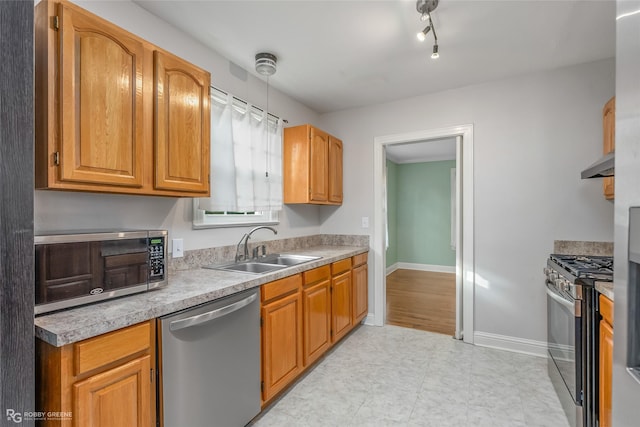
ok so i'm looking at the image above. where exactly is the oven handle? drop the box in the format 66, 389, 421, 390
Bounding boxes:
546, 283, 581, 316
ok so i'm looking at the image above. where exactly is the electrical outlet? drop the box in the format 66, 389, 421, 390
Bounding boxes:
361, 217, 369, 228
172, 238, 184, 258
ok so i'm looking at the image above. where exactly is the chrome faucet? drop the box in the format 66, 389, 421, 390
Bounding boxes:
235, 226, 277, 262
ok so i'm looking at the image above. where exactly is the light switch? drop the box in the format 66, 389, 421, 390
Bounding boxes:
172, 238, 184, 258
361, 217, 369, 228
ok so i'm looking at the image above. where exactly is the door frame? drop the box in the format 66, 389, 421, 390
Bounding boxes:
372, 124, 474, 343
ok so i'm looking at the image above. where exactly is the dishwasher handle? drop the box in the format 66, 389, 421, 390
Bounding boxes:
169, 292, 258, 332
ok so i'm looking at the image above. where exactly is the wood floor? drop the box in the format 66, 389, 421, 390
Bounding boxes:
386, 269, 456, 336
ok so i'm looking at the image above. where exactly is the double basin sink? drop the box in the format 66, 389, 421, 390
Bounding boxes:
204, 254, 322, 274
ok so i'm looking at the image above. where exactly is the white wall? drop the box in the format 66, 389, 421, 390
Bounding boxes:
34, 0, 322, 250
319, 58, 615, 343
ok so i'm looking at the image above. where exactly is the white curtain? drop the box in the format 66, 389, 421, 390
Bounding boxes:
198, 92, 283, 212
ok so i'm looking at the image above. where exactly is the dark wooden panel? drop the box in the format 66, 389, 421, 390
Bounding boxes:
0, 2, 35, 425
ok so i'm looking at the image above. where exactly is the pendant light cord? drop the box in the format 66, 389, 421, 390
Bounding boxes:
266, 75, 270, 178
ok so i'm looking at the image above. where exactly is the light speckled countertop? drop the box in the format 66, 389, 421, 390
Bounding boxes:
596, 281, 614, 301
34, 245, 367, 347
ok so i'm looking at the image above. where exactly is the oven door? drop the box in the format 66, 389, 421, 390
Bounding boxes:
547, 281, 582, 407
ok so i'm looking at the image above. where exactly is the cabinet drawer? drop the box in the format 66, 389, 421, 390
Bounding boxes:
331, 258, 352, 276
352, 253, 368, 267
74, 321, 151, 376
262, 274, 302, 303
600, 294, 614, 326
303, 266, 330, 287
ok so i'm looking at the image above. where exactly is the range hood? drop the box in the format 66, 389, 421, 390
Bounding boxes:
581, 151, 615, 179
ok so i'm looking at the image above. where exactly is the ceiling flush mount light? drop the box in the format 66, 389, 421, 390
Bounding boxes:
416, 0, 440, 58
255, 52, 277, 76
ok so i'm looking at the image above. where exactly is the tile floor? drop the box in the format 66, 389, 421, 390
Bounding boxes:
251, 325, 569, 427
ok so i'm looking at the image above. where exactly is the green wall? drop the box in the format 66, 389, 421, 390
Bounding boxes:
386, 159, 456, 268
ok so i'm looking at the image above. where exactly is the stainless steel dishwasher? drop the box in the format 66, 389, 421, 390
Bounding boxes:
159, 288, 260, 427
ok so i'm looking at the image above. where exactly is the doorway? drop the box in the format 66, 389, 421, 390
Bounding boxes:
384, 138, 457, 335
372, 125, 474, 344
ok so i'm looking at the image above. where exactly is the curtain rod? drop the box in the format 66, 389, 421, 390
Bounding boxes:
211, 85, 288, 123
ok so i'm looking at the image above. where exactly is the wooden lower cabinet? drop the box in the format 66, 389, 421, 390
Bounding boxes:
599, 294, 614, 427
352, 253, 368, 325
260, 275, 303, 404
259, 254, 368, 404
331, 258, 353, 343
302, 266, 331, 367
36, 321, 156, 427
73, 355, 151, 427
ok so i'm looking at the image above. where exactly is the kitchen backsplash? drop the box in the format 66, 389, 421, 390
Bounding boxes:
553, 240, 613, 257
169, 234, 369, 272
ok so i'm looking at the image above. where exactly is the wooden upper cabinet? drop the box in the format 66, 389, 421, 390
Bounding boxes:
603, 96, 615, 200
283, 124, 343, 205
59, 4, 144, 188
35, 0, 211, 197
154, 51, 210, 194
328, 137, 343, 204
309, 127, 330, 202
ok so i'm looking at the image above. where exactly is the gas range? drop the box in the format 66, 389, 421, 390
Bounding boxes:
545, 254, 613, 299
545, 253, 613, 427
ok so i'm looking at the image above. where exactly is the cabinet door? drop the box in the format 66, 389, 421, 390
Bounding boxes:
59, 4, 144, 188
154, 50, 210, 194
303, 280, 331, 367
328, 136, 343, 204
73, 355, 151, 427
599, 319, 613, 427
309, 127, 329, 202
331, 271, 352, 343
603, 96, 615, 200
261, 292, 303, 403
352, 263, 368, 325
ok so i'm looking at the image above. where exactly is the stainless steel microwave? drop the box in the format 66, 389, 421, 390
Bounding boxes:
35, 230, 167, 315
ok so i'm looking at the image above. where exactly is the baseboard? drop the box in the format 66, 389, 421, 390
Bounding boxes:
474, 331, 547, 358
386, 262, 455, 275
386, 263, 399, 275
363, 313, 376, 326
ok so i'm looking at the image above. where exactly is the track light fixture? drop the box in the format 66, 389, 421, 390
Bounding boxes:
416, 0, 440, 59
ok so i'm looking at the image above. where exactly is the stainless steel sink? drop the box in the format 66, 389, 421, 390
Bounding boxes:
258, 254, 321, 266
204, 254, 321, 274
211, 262, 286, 274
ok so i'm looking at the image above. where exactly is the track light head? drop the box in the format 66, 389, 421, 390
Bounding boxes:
416, 26, 431, 42
431, 44, 439, 59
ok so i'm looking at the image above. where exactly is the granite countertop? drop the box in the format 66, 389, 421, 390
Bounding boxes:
35, 245, 368, 347
596, 281, 614, 301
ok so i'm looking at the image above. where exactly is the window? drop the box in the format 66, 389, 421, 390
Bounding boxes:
193, 204, 279, 229
193, 87, 283, 229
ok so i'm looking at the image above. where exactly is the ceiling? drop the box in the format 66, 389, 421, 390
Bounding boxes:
134, 0, 616, 114
386, 137, 456, 163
